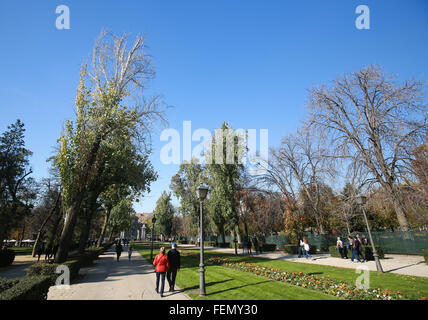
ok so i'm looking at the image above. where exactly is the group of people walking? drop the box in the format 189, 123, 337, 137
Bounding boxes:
153, 243, 181, 297
336, 234, 368, 263
113, 240, 181, 298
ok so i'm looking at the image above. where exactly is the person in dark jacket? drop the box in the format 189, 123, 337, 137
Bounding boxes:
115, 241, 123, 262
166, 243, 181, 292
153, 247, 170, 297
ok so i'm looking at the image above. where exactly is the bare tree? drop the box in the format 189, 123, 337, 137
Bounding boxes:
260, 127, 334, 234
308, 65, 427, 231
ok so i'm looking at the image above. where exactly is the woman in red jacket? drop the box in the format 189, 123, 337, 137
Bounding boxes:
153, 247, 170, 297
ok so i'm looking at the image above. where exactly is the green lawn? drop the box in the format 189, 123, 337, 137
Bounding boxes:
132, 241, 428, 300
133, 241, 336, 300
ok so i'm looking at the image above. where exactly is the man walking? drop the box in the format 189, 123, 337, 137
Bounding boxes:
167, 242, 181, 292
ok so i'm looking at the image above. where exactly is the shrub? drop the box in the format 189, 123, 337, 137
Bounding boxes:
423, 249, 428, 265
27, 259, 82, 283
262, 244, 277, 252
283, 245, 298, 254
218, 242, 230, 248
0, 249, 16, 267
0, 276, 52, 300
176, 240, 188, 244
0, 278, 19, 294
329, 245, 384, 260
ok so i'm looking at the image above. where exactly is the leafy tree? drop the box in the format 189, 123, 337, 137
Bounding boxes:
107, 198, 134, 240
170, 158, 205, 228
206, 122, 246, 243
0, 120, 34, 243
153, 191, 175, 238
54, 31, 165, 262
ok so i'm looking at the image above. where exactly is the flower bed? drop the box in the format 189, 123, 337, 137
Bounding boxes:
208, 257, 406, 300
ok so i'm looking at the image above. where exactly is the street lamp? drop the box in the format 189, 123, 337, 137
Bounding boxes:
356, 195, 384, 273
150, 216, 157, 261
196, 183, 209, 296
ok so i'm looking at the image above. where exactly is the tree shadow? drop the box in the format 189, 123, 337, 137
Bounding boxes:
207, 279, 272, 296
181, 278, 234, 291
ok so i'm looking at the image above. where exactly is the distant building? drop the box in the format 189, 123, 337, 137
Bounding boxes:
134, 212, 152, 240
135, 212, 152, 224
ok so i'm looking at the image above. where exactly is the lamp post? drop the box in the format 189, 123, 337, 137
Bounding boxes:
356, 195, 384, 273
196, 184, 209, 296
150, 216, 157, 261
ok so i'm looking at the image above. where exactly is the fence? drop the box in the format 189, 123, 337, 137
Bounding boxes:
179, 231, 428, 255
265, 231, 428, 255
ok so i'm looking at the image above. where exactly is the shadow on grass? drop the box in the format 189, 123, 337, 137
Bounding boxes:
182, 278, 234, 292
207, 280, 272, 296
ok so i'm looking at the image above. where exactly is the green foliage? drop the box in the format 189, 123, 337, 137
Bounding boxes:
0, 248, 15, 267
423, 249, 428, 264
0, 120, 35, 241
170, 158, 205, 226
107, 198, 134, 235
0, 276, 52, 300
328, 245, 384, 260
206, 122, 246, 238
153, 191, 175, 237
284, 245, 299, 254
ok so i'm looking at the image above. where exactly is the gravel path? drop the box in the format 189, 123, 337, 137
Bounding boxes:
47, 248, 190, 300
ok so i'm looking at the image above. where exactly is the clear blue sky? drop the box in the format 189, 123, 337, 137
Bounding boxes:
0, 0, 427, 213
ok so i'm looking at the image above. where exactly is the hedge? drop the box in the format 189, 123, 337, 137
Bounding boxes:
0, 245, 108, 300
0, 249, 16, 267
0, 276, 52, 300
422, 249, 428, 265
329, 245, 384, 260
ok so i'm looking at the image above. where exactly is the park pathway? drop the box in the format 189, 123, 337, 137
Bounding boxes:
47, 247, 190, 300
205, 247, 428, 278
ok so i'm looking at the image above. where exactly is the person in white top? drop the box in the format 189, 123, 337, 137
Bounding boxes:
303, 238, 315, 260
336, 237, 347, 259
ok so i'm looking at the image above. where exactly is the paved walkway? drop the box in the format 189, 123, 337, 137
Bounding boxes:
47, 248, 190, 300
205, 247, 428, 278
0, 254, 40, 279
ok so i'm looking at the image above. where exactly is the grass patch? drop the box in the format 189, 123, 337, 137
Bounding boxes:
132, 241, 428, 300
132, 241, 337, 300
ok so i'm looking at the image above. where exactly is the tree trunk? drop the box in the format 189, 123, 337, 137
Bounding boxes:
55, 193, 84, 263
32, 192, 61, 257
97, 207, 111, 247
18, 224, 25, 247
78, 214, 92, 254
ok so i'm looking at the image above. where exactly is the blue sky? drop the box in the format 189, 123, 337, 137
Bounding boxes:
0, 0, 427, 213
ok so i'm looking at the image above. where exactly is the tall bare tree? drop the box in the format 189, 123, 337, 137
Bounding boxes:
307, 65, 427, 231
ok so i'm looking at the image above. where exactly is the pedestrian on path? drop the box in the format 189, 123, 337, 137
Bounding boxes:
298, 238, 305, 258
36, 241, 45, 262
303, 238, 315, 260
349, 236, 361, 263
253, 237, 259, 255
115, 241, 123, 262
128, 244, 133, 261
247, 238, 252, 255
336, 237, 347, 259
167, 243, 181, 292
153, 247, 170, 297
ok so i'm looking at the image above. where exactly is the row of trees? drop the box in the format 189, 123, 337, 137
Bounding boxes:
1, 31, 166, 263
153, 66, 427, 243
